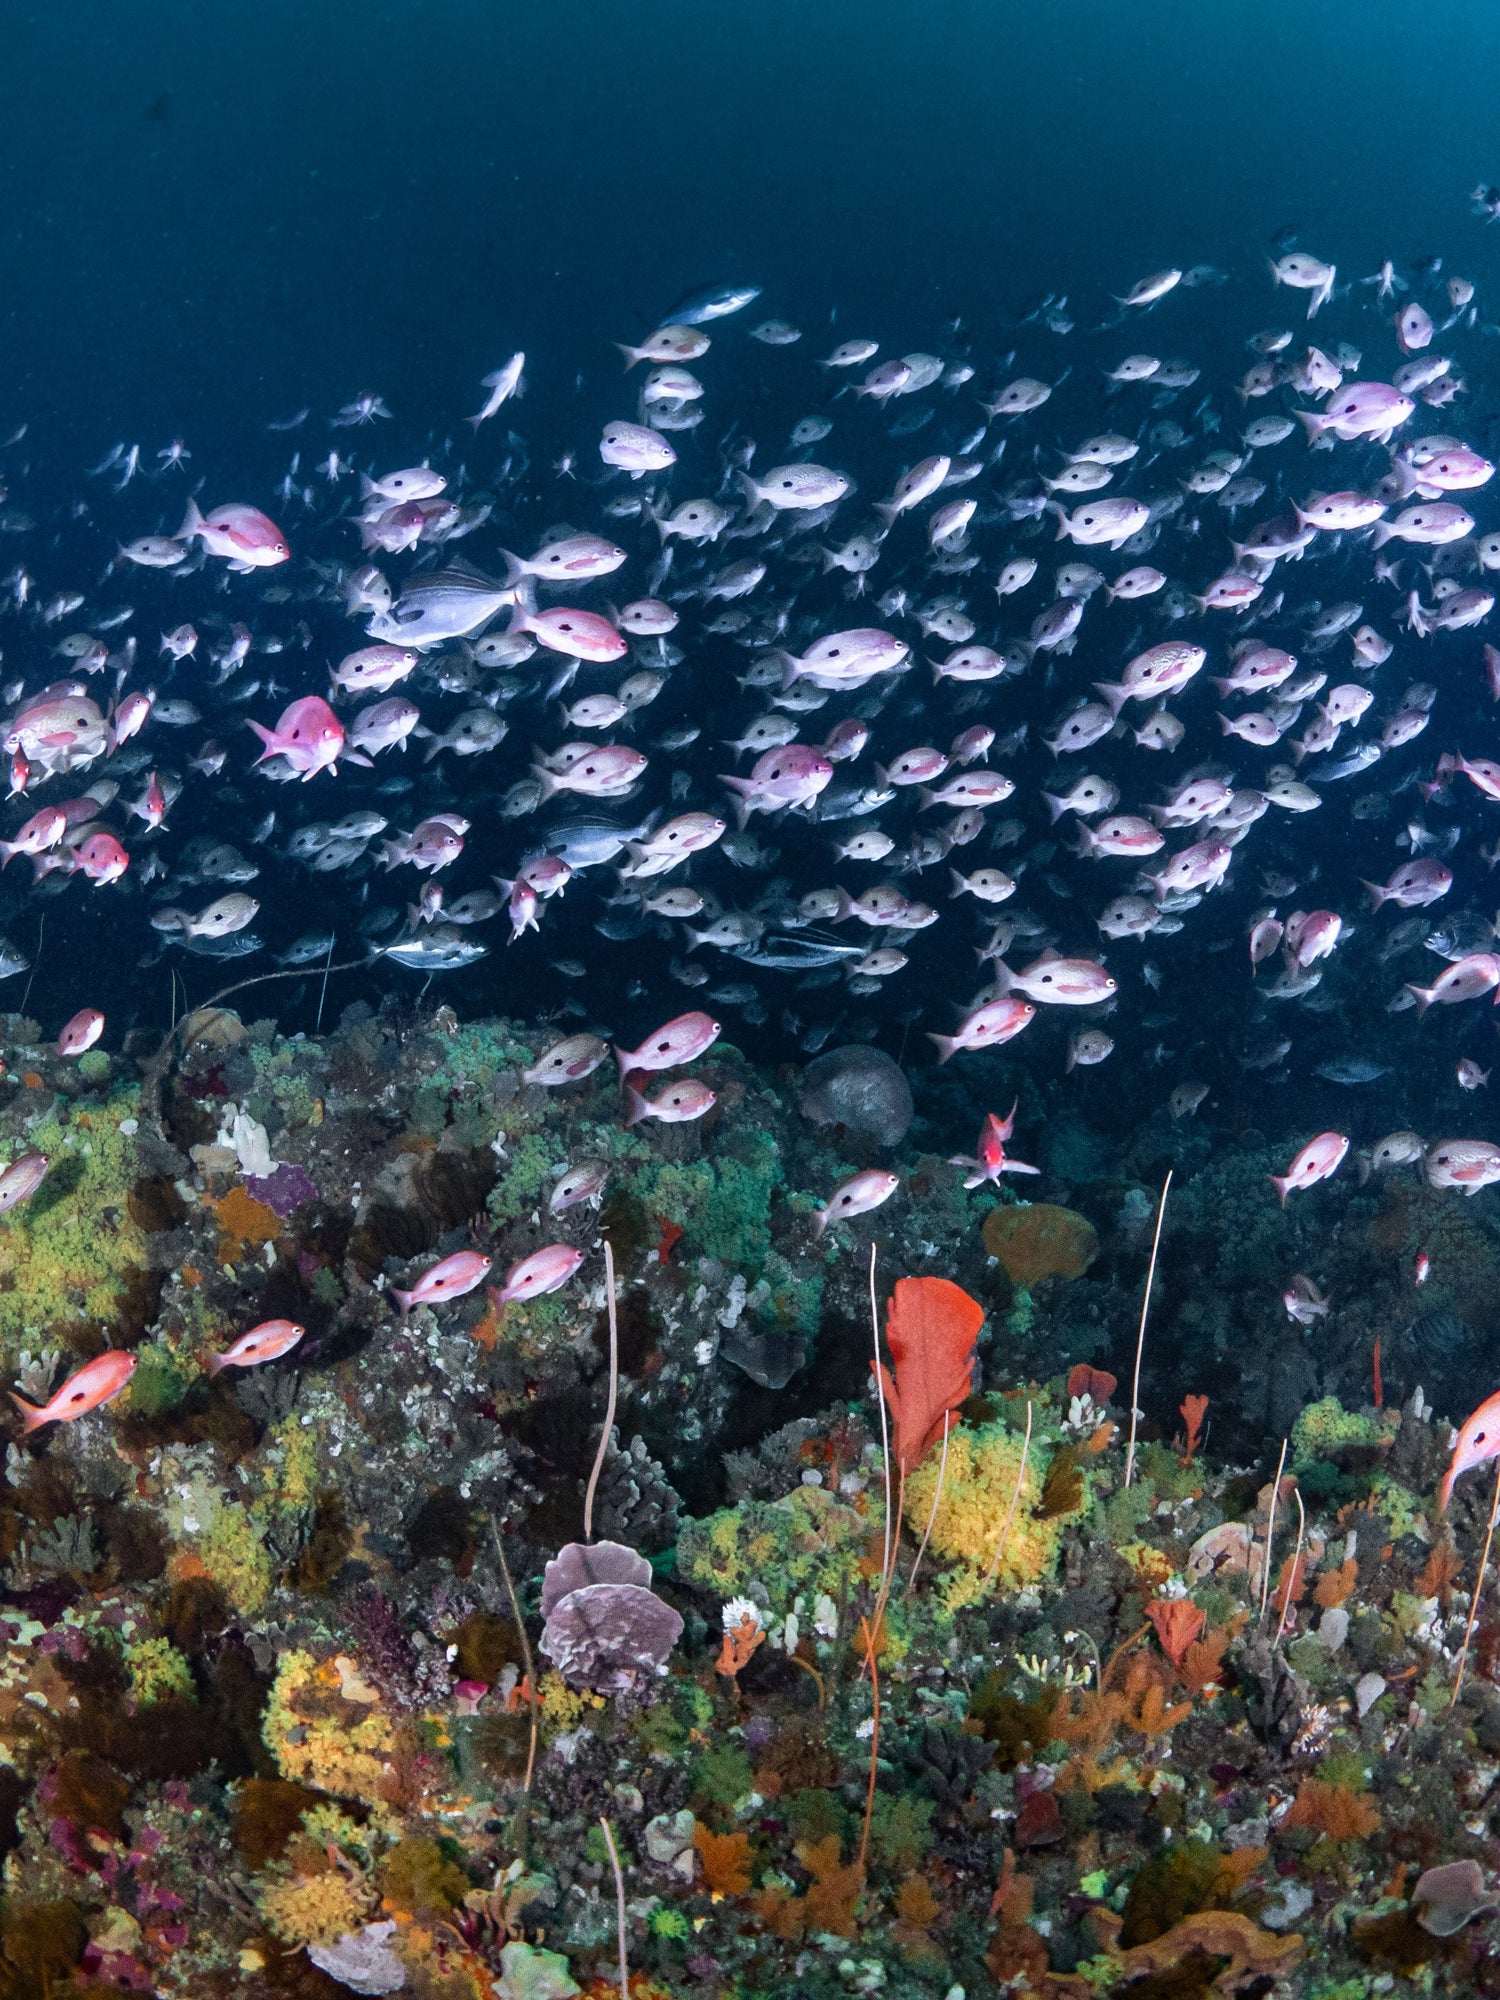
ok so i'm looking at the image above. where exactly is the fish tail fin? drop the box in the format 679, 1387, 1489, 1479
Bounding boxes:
1269, 1173, 1290, 1207
775, 649, 801, 691
505, 577, 537, 635
203, 1352, 226, 1376
1049, 502, 1069, 540
8, 1390, 45, 1434
871, 501, 898, 529
1405, 982, 1434, 1017
1438, 1466, 1456, 1513
498, 548, 528, 587
810, 1205, 829, 1238
1369, 521, 1394, 550
734, 470, 764, 511
948, 869, 969, 898
1293, 408, 1328, 442
246, 719, 280, 765
390, 1289, 411, 1315
613, 343, 641, 370
1360, 880, 1388, 910
623, 1084, 650, 1127
926, 1032, 957, 1065
175, 495, 206, 542
1041, 791, 1068, 824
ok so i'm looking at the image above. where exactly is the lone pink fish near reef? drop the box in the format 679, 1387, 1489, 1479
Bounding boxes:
10, 1350, 136, 1433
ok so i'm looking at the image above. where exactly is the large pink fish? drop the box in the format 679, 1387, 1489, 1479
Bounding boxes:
508, 582, 627, 662
928, 996, 1035, 1063
392, 1250, 493, 1313
489, 1244, 584, 1307
1439, 1386, 1500, 1510
249, 696, 348, 781
10, 1350, 136, 1433
1271, 1132, 1349, 1205
207, 1319, 307, 1373
614, 1010, 721, 1079
177, 497, 289, 569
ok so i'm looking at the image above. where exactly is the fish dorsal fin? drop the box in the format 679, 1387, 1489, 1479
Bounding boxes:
439, 556, 503, 589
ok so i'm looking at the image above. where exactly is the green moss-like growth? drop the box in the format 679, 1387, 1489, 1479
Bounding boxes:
380, 1835, 469, 1919
126, 1344, 192, 1419
675, 1485, 877, 1618
1291, 1396, 1394, 1471
125, 1636, 195, 1707
0, 1087, 150, 1364
76, 1048, 111, 1084
489, 1131, 561, 1227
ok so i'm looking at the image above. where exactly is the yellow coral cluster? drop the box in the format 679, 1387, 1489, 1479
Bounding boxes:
0, 1088, 149, 1358
904, 1420, 1080, 1613
264, 1650, 399, 1825
258, 1866, 374, 1945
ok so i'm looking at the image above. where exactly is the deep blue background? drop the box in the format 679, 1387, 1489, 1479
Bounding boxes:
4, 1, 1499, 444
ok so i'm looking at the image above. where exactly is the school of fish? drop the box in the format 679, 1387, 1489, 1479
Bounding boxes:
5, 253, 1500, 1239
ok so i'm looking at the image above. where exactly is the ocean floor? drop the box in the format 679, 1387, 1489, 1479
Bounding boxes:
0, 995, 1499, 1996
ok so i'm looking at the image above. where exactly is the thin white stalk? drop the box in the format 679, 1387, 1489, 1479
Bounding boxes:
870, 1240, 893, 1592
1258, 1437, 1289, 1629
1125, 1168, 1172, 1489
583, 1240, 618, 1543
905, 1411, 951, 1598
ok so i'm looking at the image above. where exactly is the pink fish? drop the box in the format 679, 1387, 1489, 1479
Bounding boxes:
380, 814, 468, 873
109, 689, 155, 750
996, 953, 1118, 1006
0, 1153, 48, 1212
950, 725, 995, 765
1439, 1386, 1500, 1510
614, 1010, 721, 1080
392, 1250, 493, 1313
812, 1168, 900, 1237
10, 1350, 136, 1433
534, 744, 649, 800
1249, 916, 1284, 971
949, 1104, 1040, 1188
177, 496, 289, 569
1145, 840, 1232, 899
508, 582, 626, 662
822, 718, 871, 762
505, 878, 539, 941
918, 771, 1015, 810
549, 1160, 608, 1214
1426, 1139, 1500, 1194
489, 1244, 584, 1307
41, 832, 130, 886
249, 696, 347, 781
1361, 860, 1452, 909
1406, 954, 1500, 1016
625, 1077, 717, 1126
1285, 909, 1341, 967
1271, 1131, 1349, 1205
718, 743, 833, 822
0, 807, 66, 866
58, 1008, 104, 1056
206, 1319, 306, 1374
928, 996, 1035, 1063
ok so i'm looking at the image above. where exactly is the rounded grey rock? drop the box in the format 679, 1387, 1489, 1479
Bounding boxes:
798, 1043, 913, 1148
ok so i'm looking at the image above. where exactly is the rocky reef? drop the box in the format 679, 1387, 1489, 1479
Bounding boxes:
3, 995, 1500, 1996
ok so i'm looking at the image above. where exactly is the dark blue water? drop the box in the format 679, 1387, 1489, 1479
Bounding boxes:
5, 1, 1500, 440
2, 0, 1500, 1148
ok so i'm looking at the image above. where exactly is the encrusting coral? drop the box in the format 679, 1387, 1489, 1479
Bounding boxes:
4, 997, 1500, 1998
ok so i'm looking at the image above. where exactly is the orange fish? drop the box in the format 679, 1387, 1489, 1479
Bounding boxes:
1439, 1386, 1500, 1511
10, 1350, 136, 1433
206, 1319, 306, 1374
